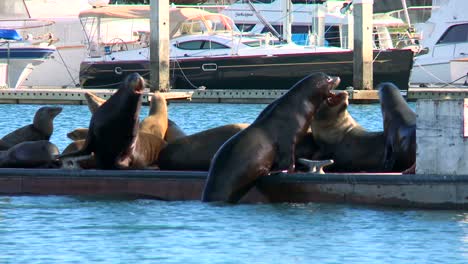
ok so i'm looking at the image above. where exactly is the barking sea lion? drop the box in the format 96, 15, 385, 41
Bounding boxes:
202, 72, 339, 203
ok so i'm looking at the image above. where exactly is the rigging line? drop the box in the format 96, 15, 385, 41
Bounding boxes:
372, 49, 382, 63
172, 58, 200, 89
412, 59, 451, 86
55, 48, 79, 87
440, 73, 468, 88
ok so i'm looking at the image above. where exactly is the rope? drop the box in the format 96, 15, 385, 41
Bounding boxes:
441, 73, 468, 88
171, 58, 200, 89
413, 59, 468, 88
55, 48, 79, 87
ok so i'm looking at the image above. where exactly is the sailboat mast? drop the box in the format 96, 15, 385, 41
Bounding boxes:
401, 0, 412, 27
282, 0, 292, 43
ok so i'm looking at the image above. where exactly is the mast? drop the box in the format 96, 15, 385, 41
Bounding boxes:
401, 0, 412, 27
281, 0, 292, 43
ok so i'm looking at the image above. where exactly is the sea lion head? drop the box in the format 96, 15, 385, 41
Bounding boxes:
148, 91, 167, 116
33, 106, 63, 136
299, 72, 340, 101
377, 82, 405, 112
312, 91, 359, 143
84, 92, 106, 114
122, 73, 145, 95
316, 91, 349, 121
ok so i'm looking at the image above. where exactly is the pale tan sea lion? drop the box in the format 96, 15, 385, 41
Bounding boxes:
140, 92, 168, 138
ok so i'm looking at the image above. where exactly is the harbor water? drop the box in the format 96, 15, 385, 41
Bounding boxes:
1, 102, 467, 263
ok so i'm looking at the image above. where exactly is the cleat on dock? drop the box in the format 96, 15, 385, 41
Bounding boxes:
297, 158, 334, 174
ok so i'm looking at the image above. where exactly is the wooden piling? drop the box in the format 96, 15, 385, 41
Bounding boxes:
149, 0, 170, 92
353, 0, 374, 90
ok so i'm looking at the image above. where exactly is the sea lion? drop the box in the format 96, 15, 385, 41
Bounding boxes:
62, 139, 86, 155
0, 139, 11, 150
1, 106, 62, 146
158, 123, 249, 171
310, 91, 386, 172
140, 92, 168, 138
129, 132, 167, 169
66, 128, 89, 141
202, 72, 339, 203
84, 92, 106, 113
378, 82, 416, 172
61, 132, 166, 169
59, 73, 144, 169
0, 140, 59, 168
165, 119, 186, 142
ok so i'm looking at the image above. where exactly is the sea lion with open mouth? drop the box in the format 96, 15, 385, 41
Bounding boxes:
310, 91, 386, 172
202, 72, 339, 203
59, 73, 144, 169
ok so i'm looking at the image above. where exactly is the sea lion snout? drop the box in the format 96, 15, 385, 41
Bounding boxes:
125, 73, 145, 94
327, 76, 341, 89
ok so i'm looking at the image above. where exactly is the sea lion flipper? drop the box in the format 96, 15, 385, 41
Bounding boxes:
298, 159, 334, 174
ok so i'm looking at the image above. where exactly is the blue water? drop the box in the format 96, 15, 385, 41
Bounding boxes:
1, 102, 465, 264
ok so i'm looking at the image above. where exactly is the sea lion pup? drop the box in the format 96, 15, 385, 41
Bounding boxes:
378, 82, 416, 172
202, 72, 339, 203
84, 92, 106, 114
310, 91, 386, 172
0, 140, 59, 168
67, 128, 89, 141
59, 73, 144, 169
1, 106, 62, 146
140, 92, 168, 138
158, 123, 249, 171
165, 119, 186, 142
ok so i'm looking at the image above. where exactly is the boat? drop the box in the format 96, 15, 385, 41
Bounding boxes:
0, 27, 55, 89
219, 0, 427, 49
18, 0, 94, 88
78, 5, 414, 90
409, 0, 468, 86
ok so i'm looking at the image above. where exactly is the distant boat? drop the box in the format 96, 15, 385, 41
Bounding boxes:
410, 0, 468, 86
78, 5, 414, 90
0, 28, 55, 89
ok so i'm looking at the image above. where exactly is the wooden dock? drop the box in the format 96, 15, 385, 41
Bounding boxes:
1, 86, 454, 105
0, 87, 192, 105
0, 168, 467, 209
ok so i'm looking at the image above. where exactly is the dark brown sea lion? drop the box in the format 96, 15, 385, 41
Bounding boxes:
0, 139, 11, 150
66, 128, 89, 141
59, 73, 144, 169
165, 119, 186, 142
202, 72, 339, 203
310, 91, 386, 172
158, 123, 249, 171
378, 82, 416, 172
1, 106, 62, 146
0, 140, 59, 168
140, 92, 168, 138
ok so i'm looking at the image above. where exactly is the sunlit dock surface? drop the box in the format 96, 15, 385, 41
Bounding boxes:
2, 85, 460, 104
1, 168, 467, 209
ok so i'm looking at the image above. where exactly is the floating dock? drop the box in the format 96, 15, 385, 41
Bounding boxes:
0, 87, 192, 105
0, 168, 467, 209
0, 86, 407, 104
